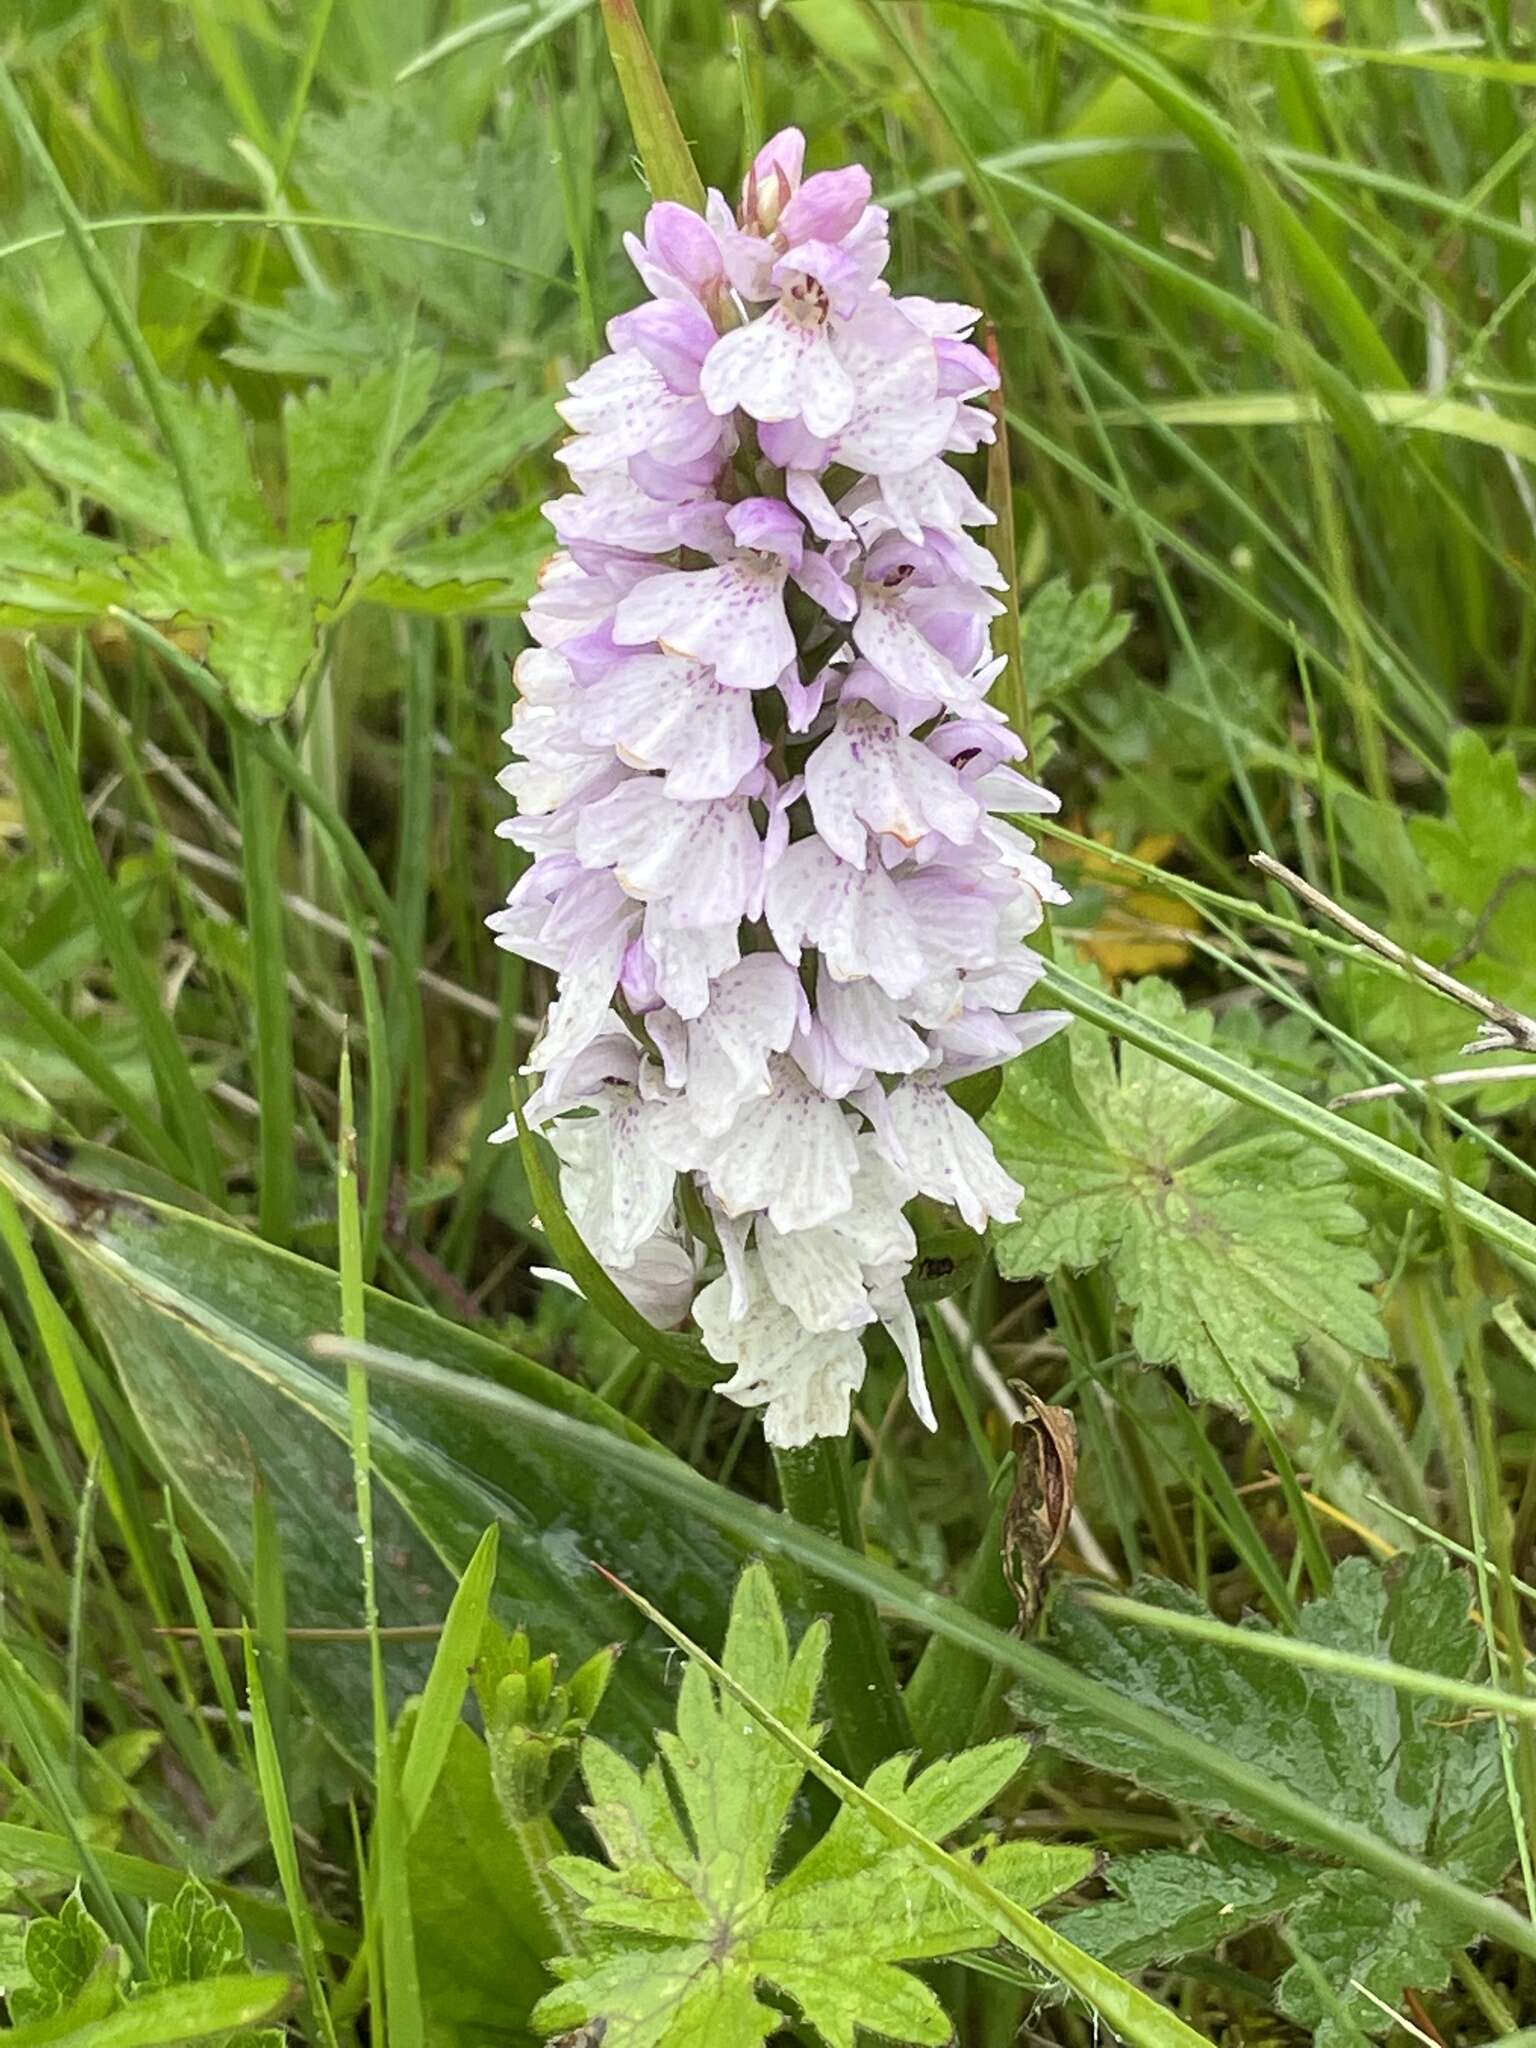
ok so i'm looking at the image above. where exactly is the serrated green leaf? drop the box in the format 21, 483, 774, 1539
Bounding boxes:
121, 545, 319, 722
1035, 1550, 1516, 2044
281, 354, 438, 542
144, 1879, 246, 1988
538, 1564, 1091, 2048
1057, 1835, 1307, 1971
359, 506, 547, 614
293, 105, 565, 338
369, 389, 555, 546
988, 978, 1385, 1405
1020, 574, 1130, 702
0, 508, 130, 623
0, 403, 189, 541
1279, 1871, 1455, 2048
10, 1890, 114, 2023
171, 389, 276, 553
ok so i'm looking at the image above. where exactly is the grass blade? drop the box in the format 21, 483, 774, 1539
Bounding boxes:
244, 1628, 342, 2048
598, 0, 706, 210
398, 1522, 500, 1835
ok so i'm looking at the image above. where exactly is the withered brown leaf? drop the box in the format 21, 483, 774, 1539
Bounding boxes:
1001, 1385, 1079, 1634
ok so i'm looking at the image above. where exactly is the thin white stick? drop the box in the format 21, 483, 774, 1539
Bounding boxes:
1252, 850, 1536, 1051
1330, 1062, 1536, 1108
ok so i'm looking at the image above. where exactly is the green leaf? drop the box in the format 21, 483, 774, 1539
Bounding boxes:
1057, 1835, 1308, 1972
292, 105, 565, 339
398, 1525, 500, 1837
120, 545, 319, 723
404, 1720, 553, 2045
1020, 574, 1130, 703
0, 404, 190, 542
538, 1564, 1092, 2048
140, 1879, 281, 2048
0, 509, 129, 624
144, 1880, 245, 1988
171, 389, 276, 554
988, 979, 1386, 1405
2, 1975, 290, 2047
358, 506, 545, 615
281, 356, 438, 542
1278, 1872, 1456, 2047
1408, 731, 1536, 1047
10, 1891, 114, 2024
1035, 1550, 1516, 2044
368, 389, 555, 547
1034, 953, 1536, 1273
0, 1135, 751, 1763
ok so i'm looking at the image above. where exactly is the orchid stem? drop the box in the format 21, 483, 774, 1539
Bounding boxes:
772, 1435, 911, 1779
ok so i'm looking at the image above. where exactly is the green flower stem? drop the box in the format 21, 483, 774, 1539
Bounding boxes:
512, 1813, 583, 1960
771, 1436, 911, 1778
235, 732, 298, 1248
905, 1474, 1015, 1763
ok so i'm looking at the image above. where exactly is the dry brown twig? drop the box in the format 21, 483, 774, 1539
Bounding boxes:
1252, 851, 1536, 1054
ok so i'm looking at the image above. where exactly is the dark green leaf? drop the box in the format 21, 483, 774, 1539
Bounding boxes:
1057, 1836, 1307, 1971
0, 1136, 750, 1762
1034, 1551, 1516, 2043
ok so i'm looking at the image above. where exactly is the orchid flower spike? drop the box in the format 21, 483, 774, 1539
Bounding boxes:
490, 127, 1068, 1448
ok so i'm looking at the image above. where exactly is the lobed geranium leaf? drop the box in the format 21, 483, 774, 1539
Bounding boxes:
537, 1563, 1092, 2048
1056, 1835, 1308, 1973
1019, 574, 1130, 703
8, 1889, 115, 2024
1035, 1550, 1517, 2045
987, 977, 1386, 1406
120, 543, 320, 723
4, 360, 550, 719
144, 1879, 246, 1987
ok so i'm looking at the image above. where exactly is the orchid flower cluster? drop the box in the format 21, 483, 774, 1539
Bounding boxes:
490, 128, 1068, 1448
